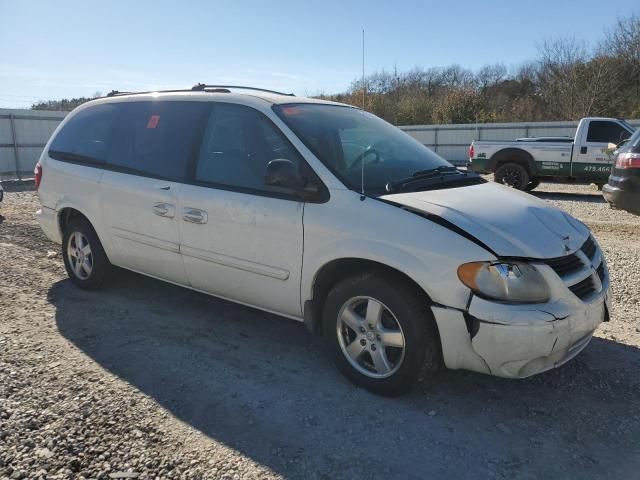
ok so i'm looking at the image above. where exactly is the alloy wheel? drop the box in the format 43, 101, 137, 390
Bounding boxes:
67, 231, 93, 280
336, 296, 406, 379
500, 167, 522, 187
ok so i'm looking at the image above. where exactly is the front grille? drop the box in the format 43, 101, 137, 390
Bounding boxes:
544, 254, 584, 276
581, 236, 597, 260
541, 236, 604, 302
569, 276, 597, 300
597, 262, 606, 283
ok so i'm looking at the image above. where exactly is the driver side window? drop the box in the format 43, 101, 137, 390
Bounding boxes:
586, 121, 631, 144
194, 103, 303, 193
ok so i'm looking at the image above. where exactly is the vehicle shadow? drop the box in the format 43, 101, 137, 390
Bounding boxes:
50, 270, 640, 479
1, 180, 35, 193
531, 190, 606, 203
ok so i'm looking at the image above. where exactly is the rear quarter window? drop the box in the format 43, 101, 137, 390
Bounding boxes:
49, 104, 120, 165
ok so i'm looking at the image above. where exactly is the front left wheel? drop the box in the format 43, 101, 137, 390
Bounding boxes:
323, 272, 440, 396
62, 217, 110, 289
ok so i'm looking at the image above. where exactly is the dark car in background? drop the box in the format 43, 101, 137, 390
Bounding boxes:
603, 127, 640, 216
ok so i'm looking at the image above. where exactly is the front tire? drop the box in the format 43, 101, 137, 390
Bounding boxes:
323, 272, 440, 396
62, 217, 110, 289
494, 163, 530, 190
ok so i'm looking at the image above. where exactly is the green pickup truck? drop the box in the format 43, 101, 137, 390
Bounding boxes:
468, 117, 635, 191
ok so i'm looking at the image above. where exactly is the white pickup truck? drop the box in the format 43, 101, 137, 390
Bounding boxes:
468, 117, 635, 190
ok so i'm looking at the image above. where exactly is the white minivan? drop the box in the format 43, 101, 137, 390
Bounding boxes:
35, 86, 610, 395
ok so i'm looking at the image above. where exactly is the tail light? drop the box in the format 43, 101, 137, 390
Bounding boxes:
34, 162, 43, 189
469, 144, 475, 160
615, 153, 640, 169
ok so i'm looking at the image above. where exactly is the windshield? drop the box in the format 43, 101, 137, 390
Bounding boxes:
626, 123, 640, 149
273, 103, 452, 195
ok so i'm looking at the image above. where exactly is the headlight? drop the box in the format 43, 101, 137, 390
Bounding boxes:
457, 261, 551, 303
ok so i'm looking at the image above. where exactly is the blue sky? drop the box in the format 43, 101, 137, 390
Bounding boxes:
1, 0, 638, 108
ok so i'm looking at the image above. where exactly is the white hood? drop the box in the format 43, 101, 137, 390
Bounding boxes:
383, 182, 589, 259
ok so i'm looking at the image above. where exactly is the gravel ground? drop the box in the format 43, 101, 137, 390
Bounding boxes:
0, 181, 639, 480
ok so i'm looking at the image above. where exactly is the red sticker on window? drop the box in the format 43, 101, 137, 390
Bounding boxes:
147, 115, 160, 129
281, 106, 301, 116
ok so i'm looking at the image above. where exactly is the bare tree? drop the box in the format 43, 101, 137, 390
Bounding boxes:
602, 13, 640, 114
536, 37, 618, 119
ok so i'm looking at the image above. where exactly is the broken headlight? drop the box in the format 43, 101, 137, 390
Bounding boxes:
457, 261, 551, 303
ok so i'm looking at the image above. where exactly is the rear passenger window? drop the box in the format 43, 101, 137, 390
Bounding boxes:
49, 104, 120, 164
194, 103, 304, 193
106, 101, 210, 181
586, 121, 631, 144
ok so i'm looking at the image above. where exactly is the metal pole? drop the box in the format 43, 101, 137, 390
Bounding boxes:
9, 113, 21, 181
434, 128, 438, 153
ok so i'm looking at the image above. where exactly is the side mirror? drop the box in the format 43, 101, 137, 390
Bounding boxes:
264, 159, 306, 190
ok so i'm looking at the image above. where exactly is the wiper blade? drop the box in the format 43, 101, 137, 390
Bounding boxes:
410, 166, 458, 177
386, 166, 471, 193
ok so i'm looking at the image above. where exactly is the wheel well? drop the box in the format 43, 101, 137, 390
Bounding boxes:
304, 258, 435, 337
58, 207, 91, 235
491, 148, 536, 176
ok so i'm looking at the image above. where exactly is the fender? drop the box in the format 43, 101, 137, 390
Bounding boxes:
54, 196, 116, 262
489, 148, 538, 176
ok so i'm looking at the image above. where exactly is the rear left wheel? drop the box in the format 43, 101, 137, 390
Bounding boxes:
525, 178, 540, 191
62, 217, 110, 289
494, 163, 530, 190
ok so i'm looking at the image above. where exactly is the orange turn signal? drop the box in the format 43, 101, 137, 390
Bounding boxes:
457, 262, 487, 291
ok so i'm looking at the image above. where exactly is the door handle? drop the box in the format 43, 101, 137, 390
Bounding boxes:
580, 146, 588, 154
183, 208, 208, 224
153, 202, 175, 218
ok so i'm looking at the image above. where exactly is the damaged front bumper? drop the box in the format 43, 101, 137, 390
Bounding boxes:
432, 273, 610, 379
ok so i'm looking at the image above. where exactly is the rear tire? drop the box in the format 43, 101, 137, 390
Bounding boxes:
62, 217, 110, 289
525, 178, 541, 191
322, 272, 440, 396
494, 163, 530, 190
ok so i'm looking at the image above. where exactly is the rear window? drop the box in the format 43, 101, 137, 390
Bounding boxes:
106, 101, 210, 181
49, 104, 120, 165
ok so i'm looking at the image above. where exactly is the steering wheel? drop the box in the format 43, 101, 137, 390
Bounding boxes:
351, 146, 381, 168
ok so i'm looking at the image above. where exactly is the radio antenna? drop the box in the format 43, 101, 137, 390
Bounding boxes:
360, 29, 366, 200
361, 29, 366, 109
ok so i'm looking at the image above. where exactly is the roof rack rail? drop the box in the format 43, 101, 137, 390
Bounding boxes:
107, 90, 132, 97
191, 83, 295, 96
102, 84, 295, 99
105, 88, 190, 98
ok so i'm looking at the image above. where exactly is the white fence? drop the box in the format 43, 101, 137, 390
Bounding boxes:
1, 107, 639, 179
0, 109, 67, 180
